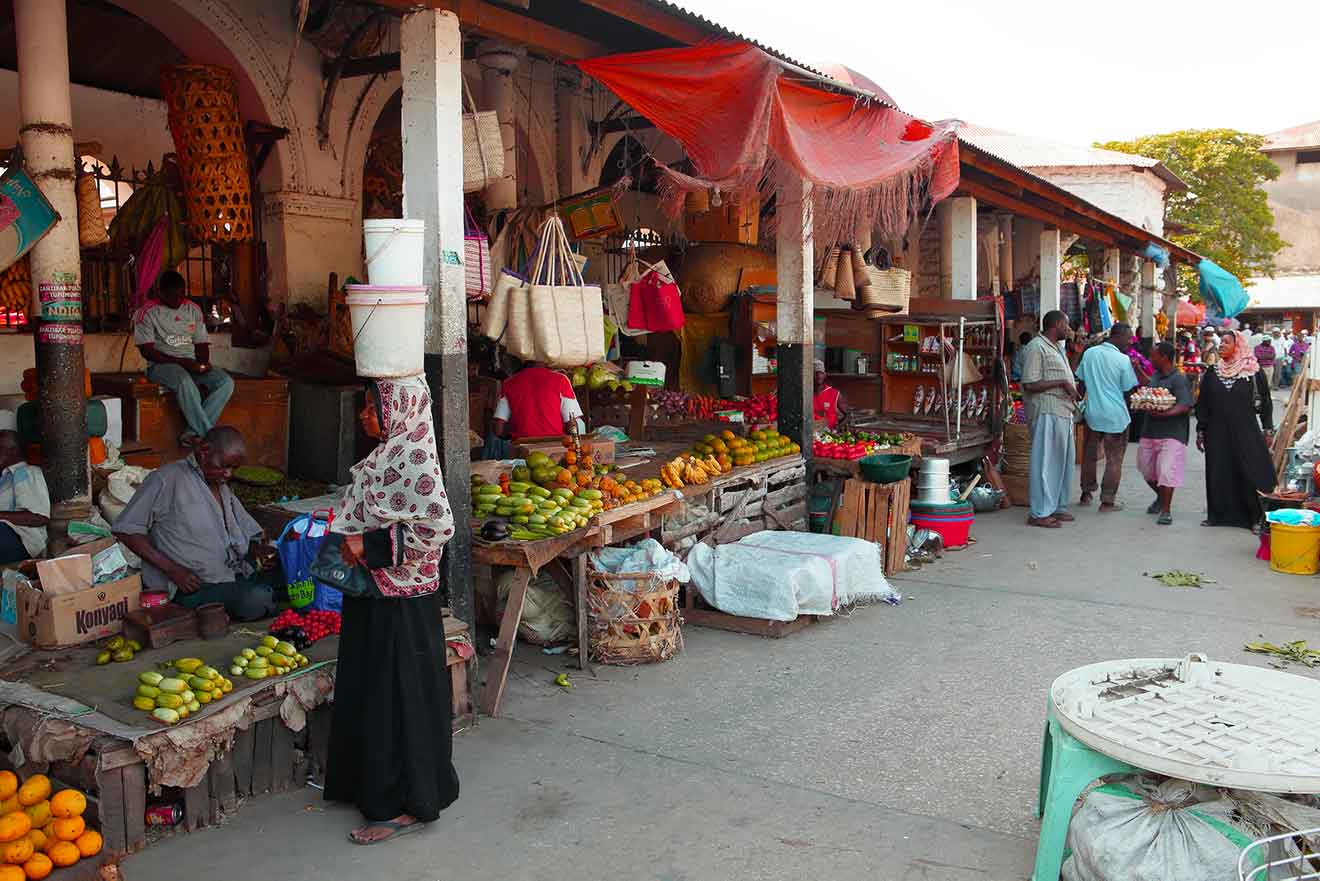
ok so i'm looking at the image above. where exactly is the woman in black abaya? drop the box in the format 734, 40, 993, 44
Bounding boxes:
324, 376, 460, 844
1195, 330, 1276, 530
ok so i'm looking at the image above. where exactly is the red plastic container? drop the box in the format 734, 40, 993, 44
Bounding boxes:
911, 508, 974, 548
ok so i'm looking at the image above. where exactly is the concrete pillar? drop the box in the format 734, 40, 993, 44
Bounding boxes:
1104, 247, 1122, 295
555, 69, 591, 200
775, 176, 814, 453
401, 9, 472, 627
477, 41, 523, 210
15, 0, 88, 516
996, 213, 1014, 293
1140, 260, 1157, 339
1039, 227, 1062, 316
938, 200, 952, 297
947, 196, 977, 300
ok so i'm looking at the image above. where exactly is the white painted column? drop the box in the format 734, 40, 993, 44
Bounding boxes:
400, 9, 472, 624
775, 176, 814, 451
997, 213, 1014, 293
15, 0, 87, 512
1104, 247, 1122, 301
1140, 260, 1157, 339
478, 41, 522, 210
1039, 227, 1062, 316
947, 196, 977, 300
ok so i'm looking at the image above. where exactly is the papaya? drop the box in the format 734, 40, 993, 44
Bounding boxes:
0, 813, 31, 844
19, 804, 46, 830
44, 841, 76, 869
49, 818, 81, 844
0, 774, 16, 803
172, 658, 203, 674
0, 865, 23, 881
151, 708, 180, 725
14, 779, 47, 809
132, 696, 155, 712
156, 678, 187, 695
154, 694, 183, 710
1, 837, 31, 865
21, 853, 50, 880
73, 830, 100, 859
47, 791, 82, 821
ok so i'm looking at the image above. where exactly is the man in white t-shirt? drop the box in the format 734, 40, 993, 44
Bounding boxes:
134, 271, 234, 444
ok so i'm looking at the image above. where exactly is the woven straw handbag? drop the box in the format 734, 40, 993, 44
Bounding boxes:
527, 216, 605, 367
462, 80, 503, 194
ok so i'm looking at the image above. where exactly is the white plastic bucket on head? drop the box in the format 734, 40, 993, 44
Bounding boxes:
363, 218, 425, 286
345, 284, 427, 378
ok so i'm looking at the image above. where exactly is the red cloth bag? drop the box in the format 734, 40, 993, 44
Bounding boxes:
628, 269, 685, 333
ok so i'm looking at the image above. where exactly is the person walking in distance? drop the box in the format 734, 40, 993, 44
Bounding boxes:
1019, 310, 1080, 528
1076, 322, 1139, 512
1138, 343, 1194, 526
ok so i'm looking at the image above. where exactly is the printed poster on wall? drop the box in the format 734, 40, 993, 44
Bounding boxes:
0, 165, 59, 275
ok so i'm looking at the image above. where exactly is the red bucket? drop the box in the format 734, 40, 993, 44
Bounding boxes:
911, 507, 974, 548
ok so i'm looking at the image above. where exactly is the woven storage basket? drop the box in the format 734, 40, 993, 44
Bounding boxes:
858, 267, 911, 312
462, 82, 503, 193
160, 65, 253, 243
75, 173, 109, 248
816, 245, 840, 289
586, 568, 683, 665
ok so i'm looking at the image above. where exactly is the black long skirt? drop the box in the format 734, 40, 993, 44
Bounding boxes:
325, 591, 460, 822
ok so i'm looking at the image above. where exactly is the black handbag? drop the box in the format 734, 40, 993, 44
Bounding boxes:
309, 533, 379, 599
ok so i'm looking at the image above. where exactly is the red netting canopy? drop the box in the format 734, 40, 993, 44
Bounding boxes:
574, 41, 960, 245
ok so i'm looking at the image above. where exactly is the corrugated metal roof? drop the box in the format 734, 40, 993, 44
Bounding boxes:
1263, 120, 1320, 153
959, 123, 1187, 191
1242, 273, 1320, 310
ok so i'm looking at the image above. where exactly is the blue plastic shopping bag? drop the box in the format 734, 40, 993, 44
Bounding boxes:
275, 509, 342, 613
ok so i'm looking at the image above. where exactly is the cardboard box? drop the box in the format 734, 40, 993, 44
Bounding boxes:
16, 536, 142, 649
16, 572, 142, 649
514, 437, 615, 465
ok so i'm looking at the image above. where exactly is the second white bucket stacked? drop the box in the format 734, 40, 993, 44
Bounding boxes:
916, 458, 953, 505
352, 219, 427, 377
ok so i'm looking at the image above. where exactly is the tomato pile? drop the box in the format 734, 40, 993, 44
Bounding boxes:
812, 439, 876, 460
717, 393, 778, 425
812, 430, 910, 461
270, 608, 342, 650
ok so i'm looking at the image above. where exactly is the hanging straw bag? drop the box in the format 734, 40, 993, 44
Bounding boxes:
75, 171, 109, 248
462, 80, 503, 194
528, 216, 605, 367
464, 205, 491, 301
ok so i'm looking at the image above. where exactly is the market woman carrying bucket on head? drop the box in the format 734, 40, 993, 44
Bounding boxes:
315, 374, 460, 845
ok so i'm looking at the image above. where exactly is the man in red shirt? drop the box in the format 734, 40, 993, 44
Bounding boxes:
491, 362, 584, 440
812, 360, 847, 429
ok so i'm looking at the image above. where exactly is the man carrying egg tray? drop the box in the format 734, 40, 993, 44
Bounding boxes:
1137, 342, 1195, 526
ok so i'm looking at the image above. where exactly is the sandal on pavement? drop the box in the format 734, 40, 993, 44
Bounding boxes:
1051, 512, 1075, 522
1098, 501, 1125, 513
1078, 493, 1094, 506
1027, 516, 1061, 529
1146, 500, 1161, 515
348, 820, 429, 846
1156, 512, 1173, 526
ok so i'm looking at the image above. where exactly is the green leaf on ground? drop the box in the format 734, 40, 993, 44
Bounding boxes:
1144, 570, 1214, 588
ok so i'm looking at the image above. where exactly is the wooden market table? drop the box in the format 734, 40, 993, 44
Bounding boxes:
474, 492, 682, 717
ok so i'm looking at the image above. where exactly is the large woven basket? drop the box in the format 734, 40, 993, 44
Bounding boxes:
160, 65, 253, 242
586, 568, 683, 666
857, 267, 911, 312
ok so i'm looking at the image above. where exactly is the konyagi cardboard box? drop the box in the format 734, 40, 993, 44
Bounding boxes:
15, 537, 142, 648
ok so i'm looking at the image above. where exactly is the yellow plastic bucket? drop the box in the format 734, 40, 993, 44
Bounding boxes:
1270, 522, 1320, 575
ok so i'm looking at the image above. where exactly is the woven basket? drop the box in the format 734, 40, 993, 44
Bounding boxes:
857, 267, 910, 312
816, 245, 840, 289
160, 65, 253, 242
462, 81, 503, 193
586, 568, 683, 666
75, 173, 108, 248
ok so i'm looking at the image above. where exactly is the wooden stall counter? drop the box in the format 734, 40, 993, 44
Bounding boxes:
92, 372, 290, 470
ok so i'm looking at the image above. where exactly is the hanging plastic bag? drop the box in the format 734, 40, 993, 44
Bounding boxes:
275, 509, 343, 613
628, 268, 685, 333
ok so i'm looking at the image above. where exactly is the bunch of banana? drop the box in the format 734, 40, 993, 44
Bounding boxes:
679, 456, 711, 486
701, 455, 725, 476
108, 172, 189, 271
0, 258, 30, 312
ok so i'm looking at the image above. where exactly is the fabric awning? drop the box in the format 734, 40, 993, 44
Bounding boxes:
575, 42, 960, 246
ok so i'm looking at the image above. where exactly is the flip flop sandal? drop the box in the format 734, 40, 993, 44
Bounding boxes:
1146, 500, 1161, 514
1157, 513, 1173, 526
348, 820, 429, 846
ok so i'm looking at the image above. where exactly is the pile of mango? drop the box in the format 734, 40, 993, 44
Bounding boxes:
0, 772, 101, 879
229, 636, 310, 681
694, 428, 798, 467
134, 657, 235, 725
94, 634, 142, 665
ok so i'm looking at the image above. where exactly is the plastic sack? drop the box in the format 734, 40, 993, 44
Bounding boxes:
590, 538, 689, 590
494, 569, 574, 645
688, 531, 898, 621
1266, 508, 1320, 527
275, 510, 342, 613
1062, 776, 1260, 881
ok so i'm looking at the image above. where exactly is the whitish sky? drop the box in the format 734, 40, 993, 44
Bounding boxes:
694, 0, 1320, 145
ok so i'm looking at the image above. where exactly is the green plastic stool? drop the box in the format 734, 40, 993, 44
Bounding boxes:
1032, 708, 1139, 881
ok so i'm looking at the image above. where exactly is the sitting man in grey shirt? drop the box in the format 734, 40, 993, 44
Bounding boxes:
113, 426, 280, 621
134, 270, 234, 445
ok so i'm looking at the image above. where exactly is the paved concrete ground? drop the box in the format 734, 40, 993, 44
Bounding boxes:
129, 400, 1319, 881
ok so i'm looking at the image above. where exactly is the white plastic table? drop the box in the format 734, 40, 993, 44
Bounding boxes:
1034, 654, 1320, 880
